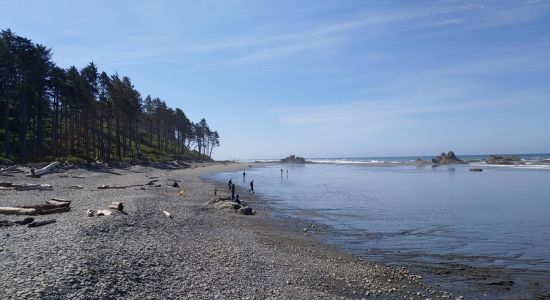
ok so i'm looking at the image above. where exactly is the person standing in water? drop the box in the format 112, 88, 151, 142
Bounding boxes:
228, 179, 232, 190
231, 183, 236, 200
249, 180, 254, 194
243, 171, 246, 181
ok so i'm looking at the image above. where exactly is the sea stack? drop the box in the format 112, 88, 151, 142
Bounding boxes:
431, 151, 465, 165
281, 155, 306, 164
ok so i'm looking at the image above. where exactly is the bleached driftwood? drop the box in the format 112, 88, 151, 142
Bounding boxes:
97, 209, 113, 216
0, 207, 37, 215
0, 165, 23, 174
45, 198, 71, 207
30, 161, 60, 177
108, 202, 124, 211
163, 210, 172, 219
69, 185, 83, 189
1, 198, 71, 215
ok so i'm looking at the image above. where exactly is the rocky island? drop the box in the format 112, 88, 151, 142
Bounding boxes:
431, 151, 466, 165
281, 155, 306, 164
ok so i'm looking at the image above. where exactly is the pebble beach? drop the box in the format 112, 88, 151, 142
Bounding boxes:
0, 162, 533, 299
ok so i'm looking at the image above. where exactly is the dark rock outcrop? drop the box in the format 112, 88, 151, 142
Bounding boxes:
432, 151, 465, 165
281, 155, 306, 164
238, 206, 254, 215
486, 155, 522, 165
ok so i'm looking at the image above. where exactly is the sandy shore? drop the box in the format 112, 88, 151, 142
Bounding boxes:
0, 162, 544, 299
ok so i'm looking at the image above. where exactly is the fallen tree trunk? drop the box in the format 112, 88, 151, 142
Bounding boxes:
163, 210, 172, 219
30, 161, 60, 177
0, 207, 37, 215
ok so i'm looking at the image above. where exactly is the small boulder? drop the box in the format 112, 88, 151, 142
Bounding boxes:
238, 206, 254, 215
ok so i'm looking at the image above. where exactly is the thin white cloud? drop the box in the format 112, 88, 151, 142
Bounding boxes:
52, 0, 550, 68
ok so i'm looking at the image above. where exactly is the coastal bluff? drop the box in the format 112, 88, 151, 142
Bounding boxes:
281, 155, 306, 164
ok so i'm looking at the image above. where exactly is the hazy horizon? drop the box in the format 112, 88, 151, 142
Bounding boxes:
2, 0, 550, 160
237, 152, 550, 161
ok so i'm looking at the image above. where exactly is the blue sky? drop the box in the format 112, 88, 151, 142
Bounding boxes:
2, 0, 550, 159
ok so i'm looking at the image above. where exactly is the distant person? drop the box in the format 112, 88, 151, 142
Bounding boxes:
249, 180, 254, 194
243, 171, 246, 178
281, 169, 283, 176
214, 187, 217, 196
228, 179, 232, 190
235, 194, 240, 204
231, 183, 236, 200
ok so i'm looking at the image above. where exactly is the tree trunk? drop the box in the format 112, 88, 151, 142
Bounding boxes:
116, 113, 121, 160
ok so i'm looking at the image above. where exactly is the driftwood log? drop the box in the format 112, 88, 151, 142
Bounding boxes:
108, 202, 124, 211
0, 217, 35, 227
15, 184, 53, 191
163, 210, 172, 219
97, 209, 113, 216
28, 219, 56, 228
0, 198, 71, 215
30, 161, 60, 177
0, 165, 23, 174
38, 207, 71, 214
47, 198, 71, 206
0, 207, 37, 215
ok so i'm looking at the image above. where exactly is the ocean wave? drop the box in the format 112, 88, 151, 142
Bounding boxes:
309, 159, 391, 164
469, 162, 550, 170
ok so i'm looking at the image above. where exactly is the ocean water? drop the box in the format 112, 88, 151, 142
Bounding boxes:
207, 158, 550, 272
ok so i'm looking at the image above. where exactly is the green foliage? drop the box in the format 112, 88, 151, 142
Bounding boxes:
0, 29, 220, 164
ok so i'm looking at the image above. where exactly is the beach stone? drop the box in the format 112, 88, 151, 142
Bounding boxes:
238, 206, 254, 215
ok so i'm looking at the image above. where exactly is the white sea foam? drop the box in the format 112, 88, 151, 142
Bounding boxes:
309, 159, 393, 164
469, 162, 550, 170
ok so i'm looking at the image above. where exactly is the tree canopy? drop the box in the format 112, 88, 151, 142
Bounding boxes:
0, 29, 220, 164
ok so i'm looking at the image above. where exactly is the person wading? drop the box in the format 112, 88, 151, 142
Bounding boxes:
228, 179, 232, 190
231, 183, 236, 200
249, 180, 255, 194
